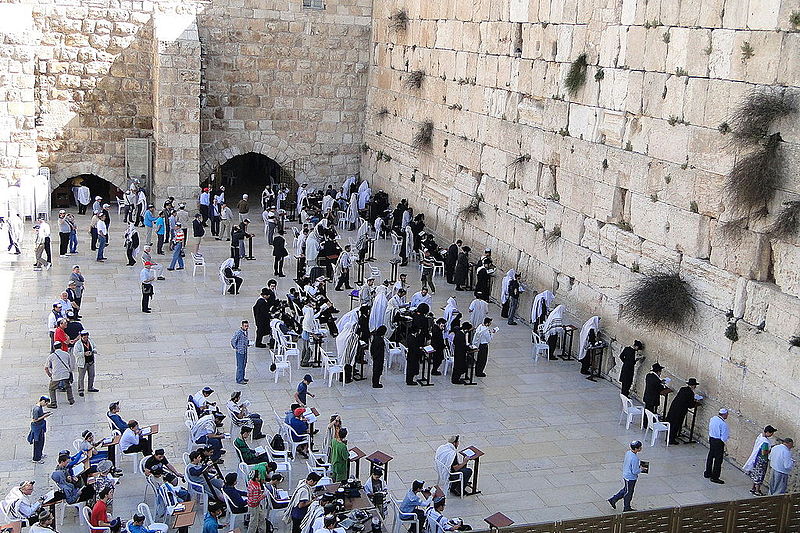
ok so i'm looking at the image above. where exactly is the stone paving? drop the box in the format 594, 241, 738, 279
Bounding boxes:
0, 209, 754, 532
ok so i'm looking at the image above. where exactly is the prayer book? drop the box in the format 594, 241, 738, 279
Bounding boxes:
462, 448, 476, 458
278, 489, 289, 499
348, 450, 358, 460
694, 394, 704, 401
173, 504, 185, 513
255, 446, 266, 455
141, 426, 152, 436
72, 461, 85, 476
423, 345, 434, 354
640, 461, 650, 474
101, 437, 113, 445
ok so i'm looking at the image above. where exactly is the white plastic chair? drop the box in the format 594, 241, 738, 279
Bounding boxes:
137, 502, 168, 533
436, 458, 464, 499
238, 461, 251, 481
271, 349, 292, 384
277, 342, 301, 370
81, 505, 109, 533
323, 352, 344, 387
441, 346, 454, 376
387, 341, 406, 371
391, 233, 402, 256
368, 265, 382, 282
337, 211, 348, 230
265, 440, 292, 484
220, 272, 236, 295
72, 438, 83, 453
184, 419, 200, 452
531, 332, 550, 362
432, 260, 445, 277
391, 496, 418, 533
644, 409, 671, 447
284, 425, 311, 461
618, 394, 644, 430
186, 480, 208, 511
227, 404, 254, 434
191, 253, 206, 277
52, 480, 84, 527
139, 456, 154, 500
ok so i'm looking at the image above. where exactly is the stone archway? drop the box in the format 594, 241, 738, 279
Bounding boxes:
199, 138, 321, 186
50, 161, 126, 193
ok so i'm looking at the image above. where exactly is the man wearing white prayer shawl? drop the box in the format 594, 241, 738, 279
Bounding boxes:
443, 297, 459, 332
336, 307, 360, 333
540, 304, 564, 359
322, 194, 335, 214
384, 289, 408, 338
305, 227, 321, 265
578, 315, 601, 375
342, 175, 356, 197
369, 285, 389, 331
468, 298, 489, 330
296, 184, 309, 215
358, 181, 371, 210
347, 193, 359, 230
434, 436, 472, 497
336, 323, 360, 368
530, 290, 554, 329
499, 269, 515, 318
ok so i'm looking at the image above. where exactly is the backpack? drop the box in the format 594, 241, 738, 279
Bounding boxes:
270, 433, 285, 451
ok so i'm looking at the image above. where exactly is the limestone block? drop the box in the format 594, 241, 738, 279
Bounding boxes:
687, 126, 735, 175
648, 119, 689, 165
742, 30, 781, 85
620, 25, 646, 71
640, 71, 667, 118
559, 239, 592, 284
777, 31, 800, 86
598, 25, 622, 68
722, 0, 749, 28
555, 25, 574, 63
709, 224, 771, 280
642, 28, 667, 73
560, 206, 586, 244
680, 256, 739, 310
567, 103, 598, 142
697, 0, 725, 27
773, 241, 800, 299
708, 29, 735, 79
739, 280, 800, 337
599, 223, 643, 267
581, 217, 601, 252
517, 95, 545, 127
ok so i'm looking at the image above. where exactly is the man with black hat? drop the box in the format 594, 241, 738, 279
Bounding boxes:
253, 288, 274, 348
453, 246, 471, 291
642, 363, 667, 427
608, 440, 643, 512
666, 378, 701, 444
618, 340, 645, 397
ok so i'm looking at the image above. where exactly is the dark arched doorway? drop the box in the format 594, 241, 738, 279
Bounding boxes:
215, 153, 282, 208
51, 174, 120, 211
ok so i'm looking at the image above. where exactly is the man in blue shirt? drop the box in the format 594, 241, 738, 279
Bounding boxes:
608, 440, 642, 512
294, 375, 315, 406
107, 402, 127, 432
202, 502, 225, 533
400, 480, 432, 531
704, 408, 730, 483
288, 408, 310, 459
127, 513, 158, 533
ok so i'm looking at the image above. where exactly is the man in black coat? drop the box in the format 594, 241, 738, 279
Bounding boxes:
406, 303, 430, 386
453, 246, 471, 290
642, 363, 666, 428
429, 318, 447, 375
253, 288, 273, 348
272, 234, 288, 276
445, 240, 461, 284
473, 262, 494, 301
666, 378, 699, 444
618, 340, 644, 397
451, 322, 472, 384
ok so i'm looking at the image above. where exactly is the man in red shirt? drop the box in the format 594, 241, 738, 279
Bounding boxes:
53, 319, 72, 350
90, 487, 121, 532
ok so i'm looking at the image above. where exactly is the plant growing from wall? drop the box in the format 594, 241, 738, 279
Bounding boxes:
376, 107, 389, 118
724, 132, 783, 220
729, 88, 795, 144
791, 11, 800, 28
689, 201, 699, 213
620, 269, 696, 329
790, 336, 800, 348
594, 68, 604, 81
544, 225, 561, 247
459, 192, 484, 219
564, 53, 588, 96
388, 8, 409, 31
725, 319, 739, 342
361, 143, 369, 153
740, 42, 755, 61
766, 200, 800, 239
405, 70, 425, 89
412, 120, 434, 149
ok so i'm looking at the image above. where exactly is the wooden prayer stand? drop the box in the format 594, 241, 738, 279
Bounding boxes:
348, 446, 366, 478
459, 446, 484, 495
680, 406, 699, 444
484, 513, 514, 532
417, 346, 435, 387
366, 451, 393, 481
585, 345, 606, 382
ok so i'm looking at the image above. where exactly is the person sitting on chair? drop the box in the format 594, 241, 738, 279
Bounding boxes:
220, 258, 243, 294
399, 480, 432, 533
425, 497, 472, 531
234, 426, 271, 465
222, 472, 248, 514
434, 436, 472, 497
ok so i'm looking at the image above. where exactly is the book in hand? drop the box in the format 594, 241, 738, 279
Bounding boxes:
348, 450, 358, 460
254, 446, 266, 455
639, 460, 650, 474
141, 426, 152, 436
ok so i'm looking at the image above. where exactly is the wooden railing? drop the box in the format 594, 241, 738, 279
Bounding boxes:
483, 493, 799, 533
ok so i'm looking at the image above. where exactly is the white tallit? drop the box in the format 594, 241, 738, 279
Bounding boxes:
578, 316, 601, 360
743, 433, 771, 472
500, 269, 516, 304
369, 286, 389, 331
541, 304, 565, 335
530, 290, 555, 323
434, 443, 457, 488
443, 297, 458, 330
468, 298, 489, 327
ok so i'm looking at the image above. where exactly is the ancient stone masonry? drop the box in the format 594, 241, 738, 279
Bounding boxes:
0, 0, 372, 199
360, 0, 800, 475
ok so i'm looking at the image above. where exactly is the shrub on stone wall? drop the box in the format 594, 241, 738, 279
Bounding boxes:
564, 53, 588, 96
389, 9, 409, 31
729, 88, 795, 145
412, 120, 434, 148
767, 200, 800, 239
620, 269, 696, 330
724, 133, 783, 220
405, 70, 425, 89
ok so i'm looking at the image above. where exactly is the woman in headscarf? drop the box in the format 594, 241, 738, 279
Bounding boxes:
124, 223, 140, 266
500, 269, 515, 318
541, 304, 564, 358
530, 290, 555, 329
578, 316, 601, 375
220, 258, 243, 294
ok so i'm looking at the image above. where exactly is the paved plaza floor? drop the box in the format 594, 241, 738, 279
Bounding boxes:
0, 209, 754, 531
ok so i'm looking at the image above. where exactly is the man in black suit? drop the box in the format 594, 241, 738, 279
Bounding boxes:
429, 318, 447, 375
451, 322, 472, 384
445, 240, 461, 284
252, 284, 277, 348
642, 363, 666, 428
619, 340, 644, 397
666, 378, 700, 444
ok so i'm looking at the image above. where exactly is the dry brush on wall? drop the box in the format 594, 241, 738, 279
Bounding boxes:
620, 270, 696, 330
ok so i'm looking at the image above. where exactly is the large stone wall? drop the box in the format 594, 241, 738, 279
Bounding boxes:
360, 0, 800, 470
0, 0, 372, 199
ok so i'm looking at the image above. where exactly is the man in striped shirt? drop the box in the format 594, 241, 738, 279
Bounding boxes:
168, 222, 185, 270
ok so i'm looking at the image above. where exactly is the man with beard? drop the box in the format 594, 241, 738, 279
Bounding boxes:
406, 303, 431, 386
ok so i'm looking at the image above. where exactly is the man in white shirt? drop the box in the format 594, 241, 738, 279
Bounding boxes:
140, 262, 155, 313
334, 245, 353, 291
37, 217, 52, 265
120, 420, 153, 457
192, 386, 217, 415
704, 408, 730, 484
393, 273, 408, 295
191, 412, 226, 461
410, 287, 432, 308
96, 213, 108, 261
473, 317, 498, 378
3, 480, 44, 521
769, 438, 794, 495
